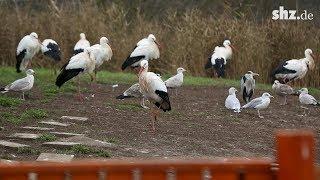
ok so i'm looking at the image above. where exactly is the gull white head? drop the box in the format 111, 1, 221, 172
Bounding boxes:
26, 69, 35, 75
299, 88, 309, 94
228, 87, 237, 95
80, 33, 86, 39
262, 92, 274, 98
177, 67, 186, 74
30, 32, 38, 39
100, 37, 109, 45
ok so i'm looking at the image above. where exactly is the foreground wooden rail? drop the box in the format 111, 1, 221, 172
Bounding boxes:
0, 130, 315, 180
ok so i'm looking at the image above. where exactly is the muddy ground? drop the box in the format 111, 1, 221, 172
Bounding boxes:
0, 83, 319, 162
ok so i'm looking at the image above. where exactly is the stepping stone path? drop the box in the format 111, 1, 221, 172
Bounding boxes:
0, 140, 29, 148
22, 126, 54, 131
10, 133, 41, 140
43, 141, 80, 148
49, 132, 84, 137
40, 120, 70, 127
61, 136, 113, 148
37, 153, 74, 162
61, 116, 88, 121
0, 159, 18, 164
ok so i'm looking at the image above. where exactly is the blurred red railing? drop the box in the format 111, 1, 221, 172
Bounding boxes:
0, 130, 315, 180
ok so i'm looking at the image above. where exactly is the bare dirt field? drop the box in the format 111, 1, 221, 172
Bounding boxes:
0, 83, 319, 162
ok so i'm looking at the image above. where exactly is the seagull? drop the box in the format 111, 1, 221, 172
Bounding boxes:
240, 71, 259, 103
0, 69, 35, 100
205, 40, 234, 78
41, 39, 62, 74
298, 88, 319, 106
272, 49, 315, 84
55, 49, 95, 100
116, 83, 148, 109
121, 34, 160, 71
272, 80, 297, 105
138, 60, 171, 132
16, 32, 41, 73
164, 67, 186, 95
242, 92, 273, 118
73, 33, 90, 55
225, 87, 241, 113
87, 37, 113, 82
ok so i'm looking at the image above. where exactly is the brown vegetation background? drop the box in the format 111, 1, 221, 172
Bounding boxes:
0, 0, 319, 87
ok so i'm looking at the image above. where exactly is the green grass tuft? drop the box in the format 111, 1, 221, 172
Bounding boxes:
0, 112, 22, 124
0, 96, 22, 107
17, 147, 40, 155
37, 134, 57, 142
21, 109, 48, 119
67, 144, 110, 158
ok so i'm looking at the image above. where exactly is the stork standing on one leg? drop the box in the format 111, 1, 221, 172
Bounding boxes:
272, 49, 315, 84
55, 49, 95, 101
16, 32, 41, 73
138, 60, 171, 132
121, 34, 160, 73
205, 40, 234, 78
240, 71, 259, 103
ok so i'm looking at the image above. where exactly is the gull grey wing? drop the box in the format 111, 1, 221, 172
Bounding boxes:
278, 84, 294, 94
243, 97, 263, 108
124, 83, 143, 98
6, 78, 30, 91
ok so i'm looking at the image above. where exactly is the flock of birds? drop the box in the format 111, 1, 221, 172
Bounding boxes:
0, 32, 319, 131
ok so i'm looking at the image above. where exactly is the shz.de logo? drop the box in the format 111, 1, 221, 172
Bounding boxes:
272, 6, 314, 20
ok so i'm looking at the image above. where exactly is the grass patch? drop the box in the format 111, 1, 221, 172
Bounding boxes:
21, 109, 48, 119
0, 96, 22, 107
0, 112, 23, 124
17, 147, 40, 155
115, 103, 141, 111
37, 134, 57, 142
105, 137, 118, 144
66, 144, 110, 158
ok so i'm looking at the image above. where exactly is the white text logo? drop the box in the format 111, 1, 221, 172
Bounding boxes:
272, 6, 313, 20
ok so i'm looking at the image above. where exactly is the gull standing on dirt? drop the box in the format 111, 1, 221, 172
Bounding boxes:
272, 49, 315, 83
242, 92, 274, 118
16, 32, 41, 73
139, 60, 171, 132
205, 40, 234, 78
73, 33, 90, 55
86, 37, 113, 82
55, 49, 95, 100
165, 67, 186, 95
116, 83, 148, 109
121, 34, 160, 71
298, 88, 319, 115
0, 69, 35, 100
272, 80, 297, 105
240, 71, 259, 103
225, 87, 241, 113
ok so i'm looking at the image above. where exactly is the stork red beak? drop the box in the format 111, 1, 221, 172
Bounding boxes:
230, 45, 237, 51
155, 40, 162, 50
311, 53, 315, 60
138, 67, 144, 76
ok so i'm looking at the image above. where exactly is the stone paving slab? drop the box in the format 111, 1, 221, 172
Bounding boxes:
10, 133, 41, 140
39, 120, 70, 127
61, 136, 113, 148
0, 140, 29, 148
42, 141, 80, 148
0, 159, 18, 164
22, 126, 55, 131
36, 153, 74, 162
49, 132, 84, 137
61, 116, 88, 121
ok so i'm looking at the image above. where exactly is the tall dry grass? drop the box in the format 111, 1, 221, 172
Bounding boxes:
0, 1, 319, 87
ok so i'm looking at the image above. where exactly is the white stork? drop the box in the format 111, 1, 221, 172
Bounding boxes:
242, 92, 274, 118
116, 83, 148, 109
240, 71, 259, 103
205, 40, 234, 77
165, 67, 186, 95
87, 37, 113, 82
74, 33, 90, 55
272, 49, 315, 83
41, 39, 61, 62
55, 49, 95, 100
225, 87, 241, 113
138, 60, 171, 132
1, 69, 35, 100
16, 32, 41, 73
121, 34, 160, 71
